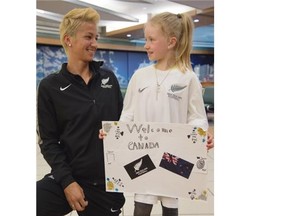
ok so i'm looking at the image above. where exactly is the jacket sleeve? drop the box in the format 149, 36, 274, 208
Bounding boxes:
187, 73, 209, 131
37, 79, 75, 189
113, 73, 124, 119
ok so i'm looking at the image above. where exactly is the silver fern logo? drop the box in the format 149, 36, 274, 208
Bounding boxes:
167, 84, 186, 101
101, 77, 112, 88
102, 77, 109, 85
170, 84, 187, 92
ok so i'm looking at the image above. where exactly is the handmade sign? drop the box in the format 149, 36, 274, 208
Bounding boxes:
102, 121, 208, 201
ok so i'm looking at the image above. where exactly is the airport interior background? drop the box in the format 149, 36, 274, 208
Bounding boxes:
36, 1, 214, 215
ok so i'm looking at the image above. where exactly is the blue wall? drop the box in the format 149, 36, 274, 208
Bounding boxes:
36, 45, 214, 89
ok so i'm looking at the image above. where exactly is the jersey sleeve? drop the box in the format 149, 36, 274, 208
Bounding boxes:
187, 73, 209, 131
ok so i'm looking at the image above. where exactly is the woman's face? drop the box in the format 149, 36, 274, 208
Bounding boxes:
144, 23, 170, 62
69, 22, 99, 62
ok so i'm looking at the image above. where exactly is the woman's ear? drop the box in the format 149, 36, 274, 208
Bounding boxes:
64, 35, 72, 47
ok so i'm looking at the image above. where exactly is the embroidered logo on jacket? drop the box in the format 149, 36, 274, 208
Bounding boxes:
60, 84, 72, 91
101, 77, 112, 88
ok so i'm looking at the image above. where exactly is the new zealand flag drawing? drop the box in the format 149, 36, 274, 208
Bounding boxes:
159, 152, 194, 179
124, 154, 156, 180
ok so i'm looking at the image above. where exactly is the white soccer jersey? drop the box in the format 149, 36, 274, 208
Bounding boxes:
120, 64, 208, 131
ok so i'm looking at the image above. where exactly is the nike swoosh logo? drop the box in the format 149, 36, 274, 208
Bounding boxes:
110, 208, 119, 212
60, 84, 71, 91
138, 86, 148, 93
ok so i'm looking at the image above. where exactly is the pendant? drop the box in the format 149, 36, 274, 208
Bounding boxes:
156, 84, 160, 100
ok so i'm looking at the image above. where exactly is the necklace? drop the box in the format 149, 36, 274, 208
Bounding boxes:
154, 66, 172, 100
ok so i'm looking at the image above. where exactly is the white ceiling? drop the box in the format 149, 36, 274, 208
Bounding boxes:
37, 0, 214, 46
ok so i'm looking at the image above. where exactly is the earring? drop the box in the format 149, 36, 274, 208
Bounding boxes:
68, 44, 71, 47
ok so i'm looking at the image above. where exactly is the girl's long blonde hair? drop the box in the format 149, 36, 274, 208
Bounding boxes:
148, 12, 194, 73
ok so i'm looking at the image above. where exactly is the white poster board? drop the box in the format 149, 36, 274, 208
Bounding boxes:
102, 121, 209, 201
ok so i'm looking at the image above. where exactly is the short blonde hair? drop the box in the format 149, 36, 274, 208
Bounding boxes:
59, 7, 100, 52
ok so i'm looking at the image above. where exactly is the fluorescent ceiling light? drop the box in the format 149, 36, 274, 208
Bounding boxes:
80, 0, 195, 32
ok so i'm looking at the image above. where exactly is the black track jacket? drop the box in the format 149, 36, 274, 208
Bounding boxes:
37, 61, 123, 189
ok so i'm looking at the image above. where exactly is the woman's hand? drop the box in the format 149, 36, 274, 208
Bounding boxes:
98, 128, 106, 139
64, 182, 88, 212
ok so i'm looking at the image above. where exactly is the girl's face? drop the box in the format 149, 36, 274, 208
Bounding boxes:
144, 23, 170, 62
68, 22, 99, 62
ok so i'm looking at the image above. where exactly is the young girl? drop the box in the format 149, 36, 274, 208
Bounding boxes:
119, 12, 214, 216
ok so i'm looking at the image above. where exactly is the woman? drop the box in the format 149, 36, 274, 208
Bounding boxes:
37, 7, 125, 216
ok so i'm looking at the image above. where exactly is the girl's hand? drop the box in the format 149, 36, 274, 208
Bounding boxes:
207, 132, 214, 150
